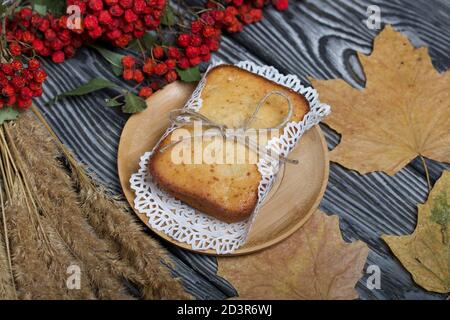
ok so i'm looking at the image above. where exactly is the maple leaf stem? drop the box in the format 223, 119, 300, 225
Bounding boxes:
420, 155, 431, 192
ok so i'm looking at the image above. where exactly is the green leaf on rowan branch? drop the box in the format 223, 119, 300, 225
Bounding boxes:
161, 5, 176, 26
32, 0, 66, 15
122, 92, 147, 113
105, 98, 123, 107
176, 66, 201, 82
0, 107, 19, 125
90, 44, 125, 76
0, 4, 7, 15
128, 33, 156, 52
47, 78, 119, 105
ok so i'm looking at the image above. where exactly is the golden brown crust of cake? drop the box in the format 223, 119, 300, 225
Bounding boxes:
149, 65, 310, 223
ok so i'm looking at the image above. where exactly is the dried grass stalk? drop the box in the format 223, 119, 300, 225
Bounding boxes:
0, 173, 16, 300
5, 182, 66, 299
1, 108, 190, 300
80, 191, 191, 299
2, 120, 94, 299
8, 112, 130, 300
31, 108, 190, 299
0, 229, 15, 299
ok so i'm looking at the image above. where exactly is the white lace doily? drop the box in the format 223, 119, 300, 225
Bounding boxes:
130, 61, 331, 254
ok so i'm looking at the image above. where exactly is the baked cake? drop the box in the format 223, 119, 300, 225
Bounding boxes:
149, 65, 310, 223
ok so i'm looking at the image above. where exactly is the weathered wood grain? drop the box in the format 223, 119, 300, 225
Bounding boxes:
34, 0, 450, 299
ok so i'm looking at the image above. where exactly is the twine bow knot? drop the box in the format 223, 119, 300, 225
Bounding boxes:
160, 90, 299, 165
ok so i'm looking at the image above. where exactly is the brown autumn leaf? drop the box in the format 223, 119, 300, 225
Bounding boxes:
217, 210, 369, 300
311, 26, 450, 175
382, 171, 450, 293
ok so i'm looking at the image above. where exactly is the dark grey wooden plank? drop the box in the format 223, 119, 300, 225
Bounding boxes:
34, 0, 450, 300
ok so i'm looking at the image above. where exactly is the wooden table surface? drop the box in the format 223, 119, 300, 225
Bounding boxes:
35, 0, 450, 300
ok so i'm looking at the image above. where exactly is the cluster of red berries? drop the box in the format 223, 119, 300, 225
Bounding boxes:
0, 59, 46, 110
121, 0, 289, 98
5, 7, 83, 64
67, 0, 166, 47
1, 0, 289, 109
5, 0, 167, 66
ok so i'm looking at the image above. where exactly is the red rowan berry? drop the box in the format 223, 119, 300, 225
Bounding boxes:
139, 86, 153, 98
59, 30, 72, 43
177, 34, 190, 47
44, 29, 57, 41
17, 99, 32, 109
212, 10, 224, 22
12, 76, 26, 88
50, 39, 64, 51
273, 0, 289, 11
64, 45, 76, 58
9, 43, 22, 56
38, 19, 50, 32
152, 45, 164, 59
110, 5, 124, 16
202, 25, 216, 38
125, 9, 138, 23
153, 62, 168, 75
89, 0, 104, 11
107, 29, 122, 40
165, 70, 177, 83
20, 87, 33, 100
1, 64, 13, 75
186, 46, 200, 58
177, 57, 190, 69
84, 15, 99, 30
21, 69, 33, 81
2, 85, 15, 97
134, 0, 147, 13
134, 69, 144, 83
22, 31, 35, 43
88, 27, 103, 39
32, 39, 45, 52
168, 47, 181, 59
122, 56, 136, 69
32, 88, 43, 97
19, 7, 33, 20
201, 53, 211, 62
142, 59, 154, 74
7, 95, 16, 106
11, 60, 22, 71
115, 34, 132, 47
199, 44, 209, 55
123, 68, 134, 80
34, 69, 47, 83
191, 20, 203, 34
165, 59, 176, 70
189, 56, 202, 66
190, 35, 202, 47
98, 10, 113, 25
121, 0, 134, 9
29, 81, 41, 91
205, 38, 219, 51
52, 51, 65, 63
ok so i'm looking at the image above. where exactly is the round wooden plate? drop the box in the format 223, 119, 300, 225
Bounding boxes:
118, 81, 329, 256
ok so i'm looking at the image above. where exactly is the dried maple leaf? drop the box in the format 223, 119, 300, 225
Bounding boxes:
217, 211, 369, 300
311, 26, 450, 175
382, 171, 450, 293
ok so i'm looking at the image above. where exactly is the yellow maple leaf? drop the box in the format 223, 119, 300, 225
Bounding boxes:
382, 171, 450, 293
217, 211, 368, 300
311, 26, 450, 175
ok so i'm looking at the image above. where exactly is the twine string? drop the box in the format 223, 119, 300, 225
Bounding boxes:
159, 90, 298, 165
